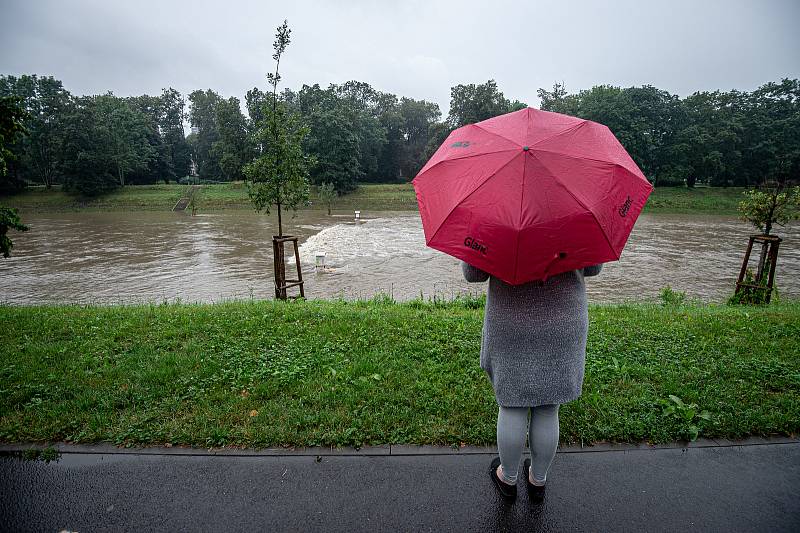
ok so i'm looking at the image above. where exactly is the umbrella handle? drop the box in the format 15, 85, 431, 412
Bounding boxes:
541, 252, 567, 282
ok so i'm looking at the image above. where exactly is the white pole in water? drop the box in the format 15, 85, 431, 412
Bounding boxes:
354, 210, 361, 222
315, 251, 326, 271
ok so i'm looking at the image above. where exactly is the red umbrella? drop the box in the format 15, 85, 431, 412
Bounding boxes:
412, 107, 653, 284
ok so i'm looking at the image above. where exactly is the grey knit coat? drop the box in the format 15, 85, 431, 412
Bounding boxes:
462, 261, 603, 407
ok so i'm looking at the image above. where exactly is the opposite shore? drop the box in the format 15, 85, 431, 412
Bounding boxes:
2, 183, 751, 214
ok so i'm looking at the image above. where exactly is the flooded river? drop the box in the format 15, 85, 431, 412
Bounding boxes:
0, 210, 797, 304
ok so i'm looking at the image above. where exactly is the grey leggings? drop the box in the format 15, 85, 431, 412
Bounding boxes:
497, 404, 560, 484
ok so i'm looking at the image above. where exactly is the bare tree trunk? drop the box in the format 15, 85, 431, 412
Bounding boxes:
34, 145, 51, 188
756, 243, 769, 281
277, 200, 282, 237
756, 194, 778, 281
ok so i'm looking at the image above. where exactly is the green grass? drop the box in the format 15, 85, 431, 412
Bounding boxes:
1, 298, 797, 448
641, 186, 746, 214
0, 183, 251, 212
1, 183, 748, 214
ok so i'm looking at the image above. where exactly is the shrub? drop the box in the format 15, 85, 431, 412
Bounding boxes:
659, 285, 686, 306
728, 268, 778, 305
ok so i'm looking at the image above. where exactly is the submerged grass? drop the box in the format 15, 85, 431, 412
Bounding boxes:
3, 183, 748, 214
1, 298, 798, 448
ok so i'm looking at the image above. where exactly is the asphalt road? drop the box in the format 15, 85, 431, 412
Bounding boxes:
2, 443, 798, 532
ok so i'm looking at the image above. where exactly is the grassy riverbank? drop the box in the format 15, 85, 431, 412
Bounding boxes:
2, 183, 747, 214
1, 299, 797, 448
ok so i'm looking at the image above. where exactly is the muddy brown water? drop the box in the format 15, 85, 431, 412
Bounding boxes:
0, 210, 797, 305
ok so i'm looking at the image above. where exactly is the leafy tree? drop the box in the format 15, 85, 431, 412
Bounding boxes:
287, 81, 441, 183
211, 97, 252, 181
739, 182, 800, 236
245, 20, 312, 237
188, 89, 223, 180
624, 85, 684, 184
4, 70, 798, 194
333, 81, 386, 181
742, 79, 800, 185
189, 91, 252, 182
537, 82, 757, 187
537, 82, 580, 116
304, 105, 360, 193
0, 97, 29, 256
245, 87, 268, 130
317, 182, 337, 215
737, 181, 799, 292
60, 98, 117, 196
398, 97, 441, 177
61, 95, 154, 195
447, 79, 525, 128
291, 83, 361, 193
0, 206, 28, 258
375, 97, 404, 182
0, 95, 28, 192
676, 90, 744, 187
422, 121, 453, 163
127, 93, 170, 184
0, 75, 72, 188
96, 95, 155, 187
127, 88, 190, 184
161, 88, 192, 180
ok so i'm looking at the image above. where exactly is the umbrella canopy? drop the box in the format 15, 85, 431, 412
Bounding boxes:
412, 107, 653, 284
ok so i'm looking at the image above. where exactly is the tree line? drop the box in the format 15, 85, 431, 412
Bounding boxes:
189, 81, 443, 193
538, 80, 799, 187
0, 75, 191, 195
1, 74, 797, 196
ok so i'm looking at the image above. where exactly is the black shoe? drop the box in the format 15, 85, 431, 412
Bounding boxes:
489, 457, 517, 500
523, 458, 546, 502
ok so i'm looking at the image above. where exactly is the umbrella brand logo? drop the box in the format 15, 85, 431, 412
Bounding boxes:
451, 141, 471, 148
618, 195, 632, 217
464, 236, 488, 255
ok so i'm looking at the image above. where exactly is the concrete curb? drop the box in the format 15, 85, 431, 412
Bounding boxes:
1, 435, 797, 457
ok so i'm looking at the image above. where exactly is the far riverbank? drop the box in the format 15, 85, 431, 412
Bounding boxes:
2, 183, 750, 215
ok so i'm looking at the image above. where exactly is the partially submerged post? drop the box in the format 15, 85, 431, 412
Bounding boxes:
315, 251, 326, 271
244, 20, 312, 300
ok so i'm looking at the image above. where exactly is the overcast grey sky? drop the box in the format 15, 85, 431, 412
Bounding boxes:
1, 0, 798, 115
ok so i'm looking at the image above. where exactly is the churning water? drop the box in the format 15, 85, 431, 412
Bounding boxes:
1, 210, 797, 304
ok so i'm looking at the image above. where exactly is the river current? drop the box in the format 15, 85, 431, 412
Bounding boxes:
0, 210, 797, 304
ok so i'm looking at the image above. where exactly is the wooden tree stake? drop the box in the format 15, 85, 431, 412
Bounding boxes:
735, 234, 781, 304
272, 235, 304, 300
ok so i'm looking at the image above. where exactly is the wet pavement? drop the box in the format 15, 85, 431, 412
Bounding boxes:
1, 441, 798, 532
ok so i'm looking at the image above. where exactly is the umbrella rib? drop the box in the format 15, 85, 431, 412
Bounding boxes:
415, 148, 519, 179
530, 120, 587, 148
512, 111, 532, 282
530, 147, 645, 179
512, 152, 528, 283
472, 123, 523, 147
530, 153, 619, 260
427, 151, 523, 246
